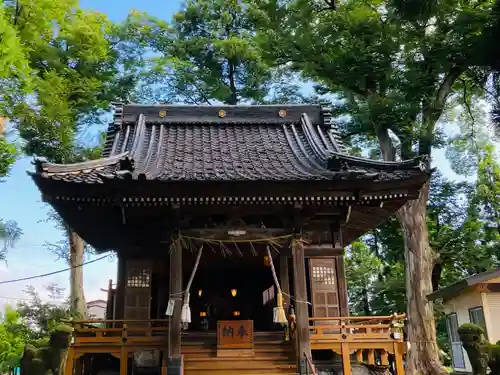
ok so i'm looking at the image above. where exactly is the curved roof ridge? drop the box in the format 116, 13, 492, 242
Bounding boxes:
35, 152, 131, 174
130, 114, 147, 160
288, 123, 333, 176
300, 113, 329, 163
328, 152, 428, 171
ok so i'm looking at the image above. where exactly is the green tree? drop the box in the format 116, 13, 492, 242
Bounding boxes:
345, 241, 382, 315
0, 136, 16, 181
0, 2, 30, 251
474, 144, 500, 237
0, 306, 31, 374
346, 167, 500, 363
2, 0, 140, 317
251, 1, 500, 373
17, 285, 73, 339
127, 0, 308, 105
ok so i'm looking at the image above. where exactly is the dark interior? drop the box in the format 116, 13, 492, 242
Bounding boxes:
187, 259, 277, 331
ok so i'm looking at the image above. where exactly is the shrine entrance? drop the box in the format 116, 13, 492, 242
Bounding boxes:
185, 255, 279, 332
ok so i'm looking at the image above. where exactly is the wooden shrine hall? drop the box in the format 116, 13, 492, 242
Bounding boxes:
30, 103, 428, 375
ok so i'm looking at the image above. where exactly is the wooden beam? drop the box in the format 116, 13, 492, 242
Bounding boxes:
279, 255, 291, 308
168, 243, 183, 375
280, 246, 344, 258
185, 228, 289, 240
291, 237, 311, 373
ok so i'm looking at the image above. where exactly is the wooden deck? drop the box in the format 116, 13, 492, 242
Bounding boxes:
66, 319, 169, 375
65, 321, 295, 375
65, 315, 406, 375
309, 314, 406, 374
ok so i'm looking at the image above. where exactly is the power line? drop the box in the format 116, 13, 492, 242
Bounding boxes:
0, 254, 111, 285
0, 295, 65, 303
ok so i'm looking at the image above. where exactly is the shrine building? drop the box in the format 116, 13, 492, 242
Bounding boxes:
30, 103, 428, 375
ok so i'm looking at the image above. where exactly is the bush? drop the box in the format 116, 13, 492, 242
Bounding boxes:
458, 323, 500, 375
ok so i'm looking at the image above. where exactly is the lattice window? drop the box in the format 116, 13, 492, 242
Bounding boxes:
127, 267, 151, 288
312, 266, 335, 285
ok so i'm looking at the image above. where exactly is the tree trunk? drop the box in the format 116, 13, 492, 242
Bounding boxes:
396, 182, 446, 375
67, 227, 86, 318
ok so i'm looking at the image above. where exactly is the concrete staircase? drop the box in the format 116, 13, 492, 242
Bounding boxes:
181, 332, 297, 375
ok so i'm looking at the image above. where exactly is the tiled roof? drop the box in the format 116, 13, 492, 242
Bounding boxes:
32, 103, 427, 183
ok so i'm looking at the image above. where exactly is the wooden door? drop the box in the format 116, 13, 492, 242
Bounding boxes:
308, 258, 340, 332
124, 260, 152, 323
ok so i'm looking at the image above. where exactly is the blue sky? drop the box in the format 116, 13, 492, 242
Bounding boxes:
0, 0, 464, 310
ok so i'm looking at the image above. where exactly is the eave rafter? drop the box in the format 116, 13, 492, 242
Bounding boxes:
44, 191, 416, 207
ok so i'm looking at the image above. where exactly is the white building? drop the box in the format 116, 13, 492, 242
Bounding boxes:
428, 268, 500, 374
86, 299, 107, 320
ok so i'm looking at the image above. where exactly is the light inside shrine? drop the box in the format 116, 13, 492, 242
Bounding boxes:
231, 288, 238, 297
264, 256, 270, 266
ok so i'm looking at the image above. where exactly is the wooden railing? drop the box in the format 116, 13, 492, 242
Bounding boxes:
309, 315, 406, 375
72, 319, 169, 346
65, 320, 169, 375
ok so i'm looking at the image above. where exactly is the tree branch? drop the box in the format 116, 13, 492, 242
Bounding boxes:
429, 66, 464, 124
377, 129, 397, 161
419, 65, 464, 156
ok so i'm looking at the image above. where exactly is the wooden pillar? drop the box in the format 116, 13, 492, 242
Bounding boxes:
115, 253, 126, 320
335, 254, 349, 316
291, 238, 311, 374
367, 349, 375, 364
119, 348, 128, 375
394, 342, 405, 375
161, 355, 167, 375
279, 255, 290, 308
341, 343, 352, 375
168, 245, 183, 375
332, 223, 349, 317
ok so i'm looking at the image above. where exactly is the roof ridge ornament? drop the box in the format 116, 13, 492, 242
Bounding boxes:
112, 102, 124, 131
118, 156, 135, 172
33, 158, 46, 174
418, 155, 431, 171
320, 102, 348, 153
320, 102, 332, 127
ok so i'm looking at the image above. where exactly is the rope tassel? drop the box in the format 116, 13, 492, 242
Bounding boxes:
267, 246, 287, 324
181, 245, 204, 325
181, 293, 191, 324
